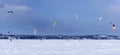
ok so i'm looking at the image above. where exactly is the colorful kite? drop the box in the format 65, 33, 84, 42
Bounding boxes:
110, 23, 116, 32
52, 20, 57, 28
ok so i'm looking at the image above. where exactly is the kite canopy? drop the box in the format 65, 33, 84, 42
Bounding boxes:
33, 28, 38, 34
110, 23, 116, 32
98, 16, 103, 21
52, 20, 57, 28
76, 13, 79, 20
8, 11, 14, 15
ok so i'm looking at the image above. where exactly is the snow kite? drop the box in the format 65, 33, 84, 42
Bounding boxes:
8, 11, 14, 15
76, 13, 79, 20
33, 28, 38, 34
52, 20, 57, 28
110, 23, 116, 32
98, 16, 103, 21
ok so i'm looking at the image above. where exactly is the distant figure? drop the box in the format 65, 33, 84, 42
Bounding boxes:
8, 11, 14, 14
10, 39, 12, 42
67, 37, 70, 41
7, 31, 13, 42
7, 31, 10, 35
79, 38, 81, 41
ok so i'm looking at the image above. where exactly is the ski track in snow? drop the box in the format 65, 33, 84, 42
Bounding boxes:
0, 40, 120, 55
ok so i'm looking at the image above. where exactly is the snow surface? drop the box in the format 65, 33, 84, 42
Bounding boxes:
0, 40, 120, 55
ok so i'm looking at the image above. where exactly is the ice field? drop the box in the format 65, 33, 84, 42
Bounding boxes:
0, 40, 120, 55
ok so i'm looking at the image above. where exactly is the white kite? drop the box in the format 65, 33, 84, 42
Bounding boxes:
76, 13, 79, 20
33, 28, 38, 34
7, 31, 13, 41
98, 16, 103, 21
52, 20, 57, 28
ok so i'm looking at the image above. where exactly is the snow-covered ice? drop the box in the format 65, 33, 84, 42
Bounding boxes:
0, 40, 120, 55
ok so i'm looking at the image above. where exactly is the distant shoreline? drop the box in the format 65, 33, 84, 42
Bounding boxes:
0, 34, 119, 40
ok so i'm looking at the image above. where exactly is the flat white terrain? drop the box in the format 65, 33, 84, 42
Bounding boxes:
0, 40, 120, 55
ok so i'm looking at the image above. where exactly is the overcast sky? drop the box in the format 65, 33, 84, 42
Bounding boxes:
0, 0, 120, 35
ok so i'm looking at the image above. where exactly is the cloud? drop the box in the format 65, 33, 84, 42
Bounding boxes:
1, 4, 32, 13
109, 5, 120, 13
0, 0, 31, 5
108, 0, 120, 13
